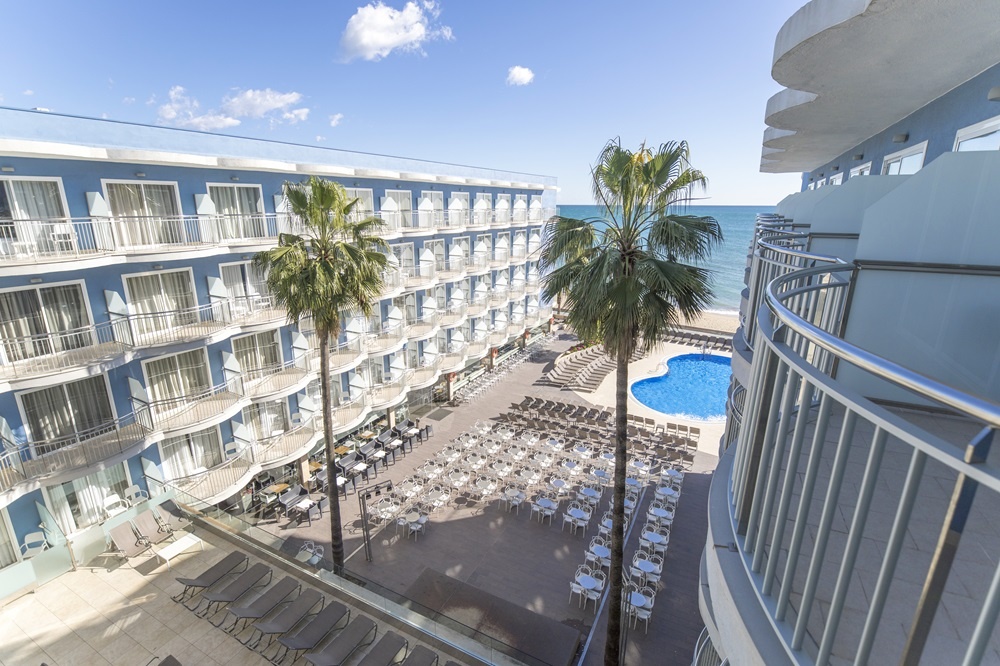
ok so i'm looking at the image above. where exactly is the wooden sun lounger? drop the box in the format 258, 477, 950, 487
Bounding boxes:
173, 551, 247, 604
196, 562, 272, 621
273, 599, 350, 664
303, 615, 378, 666
222, 575, 300, 634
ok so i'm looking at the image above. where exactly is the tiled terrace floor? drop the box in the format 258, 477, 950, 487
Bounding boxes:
254, 332, 724, 665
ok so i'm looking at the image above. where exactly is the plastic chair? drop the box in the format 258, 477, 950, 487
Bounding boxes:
19, 531, 48, 558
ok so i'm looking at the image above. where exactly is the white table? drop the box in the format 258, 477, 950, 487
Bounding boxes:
635, 558, 657, 574
153, 532, 203, 570
573, 446, 592, 458
629, 591, 650, 608
577, 574, 598, 590
591, 544, 611, 559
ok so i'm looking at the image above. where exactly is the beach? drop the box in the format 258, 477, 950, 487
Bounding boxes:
681, 310, 739, 334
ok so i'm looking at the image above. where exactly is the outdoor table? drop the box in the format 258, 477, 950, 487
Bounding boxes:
499, 430, 514, 441
533, 453, 552, 465
152, 533, 204, 570
308, 460, 323, 472
629, 591, 650, 608
600, 452, 615, 463
601, 517, 613, 531
511, 448, 528, 460
425, 465, 443, 479
656, 485, 679, 499
630, 460, 651, 474
518, 469, 538, 483
562, 460, 578, 472
590, 544, 611, 559
569, 508, 588, 521
467, 454, 484, 467
573, 445, 592, 457
642, 531, 666, 545
264, 483, 289, 496
492, 462, 512, 475
549, 478, 567, 492
591, 469, 610, 483
504, 488, 523, 499
577, 574, 598, 590
537, 497, 557, 510
625, 477, 642, 488
663, 468, 683, 479
649, 506, 671, 520
334, 445, 351, 456
623, 497, 636, 510
292, 498, 317, 526
581, 487, 601, 501
359, 430, 376, 440
405, 427, 420, 437
475, 478, 494, 491
635, 558, 656, 574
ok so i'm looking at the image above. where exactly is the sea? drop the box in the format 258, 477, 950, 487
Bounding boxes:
555, 204, 772, 314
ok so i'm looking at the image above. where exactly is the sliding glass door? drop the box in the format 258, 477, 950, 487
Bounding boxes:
106, 181, 181, 245
209, 184, 264, 239
124, 270, 197, 336
160, 427, 223, 479
0, 178, 68, 254
0, 284, 92, 362
144, 349, 211, 416
47, 463, 128, 534
20, 375, 115, 455
232, 332, 281, 380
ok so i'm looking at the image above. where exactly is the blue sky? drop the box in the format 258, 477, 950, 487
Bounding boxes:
2, 0, 804, 204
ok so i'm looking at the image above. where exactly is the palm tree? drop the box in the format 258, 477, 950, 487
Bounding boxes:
540, 139, 721, 664
253, 176, 387, 573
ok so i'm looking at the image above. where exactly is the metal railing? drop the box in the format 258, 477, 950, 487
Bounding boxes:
377, 211, 410, 233
525, 278, 540, 295
467, 295, 488, 315
227, 294, 285, 326
490, 249, 510, 268
436, 256, 465, 279
488, 330, 509, 346
491, 212, 511, 228
488, 288, 510, 306
439, 210, 469, 230
369, 371, 412, 408
406, 209, 439, 234
331, 393, 369, 429
509, 283, 526, 298
120, 301, 231, 347
440, 303, 468, 326
381, 268, 402, 295
726, 262, 1000, 666
406, 311, 440, 339
466, 337, 489, 357
401, 263, 436, 288
466, 254, 490, 274
440, 344, 468, 372
469, 209, 493, 229
0, 217, 116, 263
510, 246, 527, 262
366, 320, 409, 353
243, 358, 311, 399
0, 318, 130, 380
145, 378, 244, 432
410, 355, 443, 385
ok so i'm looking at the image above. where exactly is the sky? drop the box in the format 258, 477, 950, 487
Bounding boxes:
2, 0, 805, 204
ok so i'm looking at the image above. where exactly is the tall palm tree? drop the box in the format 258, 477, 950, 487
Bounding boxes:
253, 176, 387, 573
541, 139, 721, 664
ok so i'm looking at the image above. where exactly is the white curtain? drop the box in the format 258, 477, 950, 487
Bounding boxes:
107, 182, 179, 245
21, 376, 113, 451
233, 332, 280, 375
9, 180, 65, 220
161, 428, 222, 478
242, 400, 288, 440
125, 270, 196, 334
146, 349, 210, 411
47, 464, 128, 533
209, 185, 262, 238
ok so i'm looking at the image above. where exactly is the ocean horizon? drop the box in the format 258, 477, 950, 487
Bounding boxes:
555, 204, 771, 313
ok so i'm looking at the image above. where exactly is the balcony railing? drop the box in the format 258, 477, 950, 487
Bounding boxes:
367, 320, 409, 353
243, 359, 311, 400
227, 295, 285, 326
466, 337, 489, 357
488, 288, 510, 306
490, 250, 510, 268
381, 268, 402, 295
440, 303, 468, 327
404, 210, 438, 234
489, 330, 509, 346
507, 321, 525, 336
469, 210, 493, 229
410, 355, 443, 386
510, 247, 527, 263
0, 319, 130, 380
436, 257, 465, 279
467, 296, 488, 316
725, 262, 1000, 666
525, 279, 540, 295
402, 263, 436, 289
440, 210, 468, 231
440, 344, 468, 372
377, 211, 409, 234
407, 312, 440, 339
509, 283, 526, 299
369, 371, 412, 408
120, 301, 231, 347
0, 217, 116, 264
145, 379, 244, 433
331, 393, 369, 430
256, 418, 320, 467
467, 255, 490, 274
491, 213, 511, 229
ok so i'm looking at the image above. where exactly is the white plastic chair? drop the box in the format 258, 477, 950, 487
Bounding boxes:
20, 531, 49, 558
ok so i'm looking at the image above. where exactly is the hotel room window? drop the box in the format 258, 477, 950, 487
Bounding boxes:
954, 115, 1000, 152
47, 463, 129, 533
0, 177, 69, 255
123, 268, 197, 336
828, 173, 843, 185
849, 162, 872, 178
881, 141, 927, 175
160, 427, 223, 479
208, 184, 264, 239
104, 181, 181, 245
0, 517, 15, 567
19, 375, 115, 455
142, 348, 212, 418
0, 282, 93, 361
383, 190, 413, 228
344, 188, 374, 219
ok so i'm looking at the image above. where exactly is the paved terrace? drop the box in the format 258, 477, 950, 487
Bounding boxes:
255, 332, 726, 665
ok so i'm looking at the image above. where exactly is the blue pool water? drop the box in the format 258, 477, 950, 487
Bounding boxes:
630, 354, 732, 420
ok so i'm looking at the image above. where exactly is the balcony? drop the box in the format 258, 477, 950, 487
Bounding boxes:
491, 213, 511, 229
524, 310, 540, 328
146, 380, 244, 434
468, 210, 493, 230
466, 337, 489, 358
507, 321, 525, 337
467, 296, 488, 316
715, 262, 1000, 666
488, 288, 510, 306
407, 312, 440, 340
8, 414, 151, 488
122, 301, 232, 348
243, 360, 312, 401
0, 319, 130, 382
227, 295, 285, 327
440, 344, 468, 373
402, 211, 438, 235
510, 247, 527, 264
330, 394, 369, 431
436, 257, 466, 280
466, 255, 490, 275
381, 268, 403, 296
255, 419, 321, 467
402, 263, 437, 289
490, 250, 510, 269
509, 283, 526, 299
439, 210, 468, 232
410, 356, 443, 387
0, 217, 116, 265
440, 303, 468, 327
367, 320, 409, 354
488, 330, 509, 346
369, 371, 412, 409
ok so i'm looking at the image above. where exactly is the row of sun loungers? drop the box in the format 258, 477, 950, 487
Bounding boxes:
106, 499, 192, 560
666, 329, 732, 351
170, 550, 449, 666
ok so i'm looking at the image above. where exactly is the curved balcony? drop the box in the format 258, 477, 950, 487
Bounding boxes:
375, 211, 405, 236
410, 356, 443, 388
439, 210, 468, 233
507, 321, 525, 337
510, 248, 528, 265
716, 263, 1000, 666
369, 371, 412, 409
509, 283, 526, 299
468, 210, 493, 231
488, 288, 510, 307
490, 250, 510, 269
402, 263, 437, 290
122, 301, 233, 348
403, 211, 438, 236
466, 255, 490, 275
324, 336, 367, 374
227, 295, 285, 328
489, 330, 510, 346
466, 337, 489, 359
524, 310, 541, 328
491, 214, 511, 230
525, 279, 540, 296
330, 394, 370, 432
440, 303, 468, 327
146, 379, 245, 434
467, 296, 488, 316
436, 257, 466, 280
367, 320, 409, 354
381, 268, 403, 297
0, 319, 131, 382
407, 312, 440, 341
440, 344, 468, 373
244, 360, 312, 401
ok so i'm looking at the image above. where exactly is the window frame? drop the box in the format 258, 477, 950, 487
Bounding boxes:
0, 176, 71, 221
100, 179, 183, 217
881, 140, 928, 175
205, 182, 265, 214
140, 346, 213, 404
15, 372, 118, 450
849, 162, 872, 178
954, 114, 1000, 151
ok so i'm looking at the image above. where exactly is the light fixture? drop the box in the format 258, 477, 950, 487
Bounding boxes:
832, 165, 840, 171
0, 166, 14, 173
988, 86, 1000, 101
135, 171, 146, 178
808, 177, 814, 182
853, 153, 864, 161
152, 264, 163, 270
29, 277, 42, 284
892, 133, 909, 143
230, 176, 240, 182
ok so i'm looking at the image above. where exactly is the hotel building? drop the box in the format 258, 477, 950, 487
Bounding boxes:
0, 107, 555, 597
696, 1, 1000, 664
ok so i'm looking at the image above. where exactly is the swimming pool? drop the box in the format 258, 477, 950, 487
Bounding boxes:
630, 353, 732, 420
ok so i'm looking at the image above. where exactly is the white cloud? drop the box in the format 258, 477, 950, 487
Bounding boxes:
22, 89, 34, 96
340, 1, 453, 62
101, 113, 109, 119
222, 88, 303, 118
315, 135, 326, 142
506, 66, 534, 86
157, 86, 241, 131
282, 108, 310, 123
329, 113, 344, 127
122, 96, 136, 105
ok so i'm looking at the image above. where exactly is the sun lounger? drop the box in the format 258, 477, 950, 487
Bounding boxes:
108, 521, 151, 560
400, 645, 439, 666
222, 574, 300, 634
133, 509, 174, 546
173, 551, 247, 604
245, 588, 324, 651
154, 499, 191, 533
357, 631, 407, 666
302, 615, 378, 666
273, 599, 350, 664
196, 562, 272, 620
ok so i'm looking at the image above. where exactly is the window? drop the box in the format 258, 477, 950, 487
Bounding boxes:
105, 181, 181, 245
529, 195, 543, 222
47, 463, 128, 533
124, 269, 197, 336
807, 183, 815, 191
473, 193, 492, 226
143, 349, 211, 414
955, 115, 1000, 152
425, 239, 445, 269
160, 427, 222, 479
0, 515, 15, 567
208, 184, 264, 239
0, 178, 69, 254
881, 141, 927, 175
242, 399, 289, 441
849, 162, 872, 178
418, 191, 444, 228
232, 331, 281, 378
221, 261, 268, 312
448, 192, 470, 226
815, 179, 826, 188
344, 188, 374, 219
0, 283, 92, 362
828, 173, 843, 185
19, 375, 114, 454
383, 190, 412, 228
513, 194, 528, 223
391, 242, 415, 271
495, 194, 511, 223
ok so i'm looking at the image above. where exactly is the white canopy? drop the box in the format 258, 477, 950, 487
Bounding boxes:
474, 199, 490, 211
387, 306, 403, 321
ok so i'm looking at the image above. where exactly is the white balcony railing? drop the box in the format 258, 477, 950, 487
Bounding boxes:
402, 263, 437, 289
122, 301, 232, 347
467, 296, 488, 316
440, 344, 468, 372
440, 210, 469, 231
367, 320, 409, 353
467, 255, 490, 274
490, 249, 510, 268
410, 355, 443, 385
0, 318, 130, 380
144, 378, 244, 433
243, 358, 311, 400
407, 312, 440, 339
440, 303, 468, 327
370, 371, 412, 408
436, 257, 465, 279
489, 288, 510, 306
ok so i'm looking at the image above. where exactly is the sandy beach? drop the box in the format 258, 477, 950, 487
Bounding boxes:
681, 310, 740, 334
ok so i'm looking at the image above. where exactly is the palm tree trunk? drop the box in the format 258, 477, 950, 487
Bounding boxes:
604, 343, 630, 665
319, 327, 346, 574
